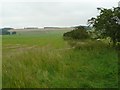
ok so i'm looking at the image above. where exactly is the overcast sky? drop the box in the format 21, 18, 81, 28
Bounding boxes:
0, 0, 119, 28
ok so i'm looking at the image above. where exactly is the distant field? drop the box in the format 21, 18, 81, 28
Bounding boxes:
3, 29, 70, 48
2, 29, 118, 88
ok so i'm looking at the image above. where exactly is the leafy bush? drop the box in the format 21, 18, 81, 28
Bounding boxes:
1, 28, 13, 35
88, 7, 120, 46
63, 26, 89, 40
12, 31, 16, 35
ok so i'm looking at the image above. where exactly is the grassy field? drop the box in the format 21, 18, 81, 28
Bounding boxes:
2, 30, 118, 88
0, 35, 2, 89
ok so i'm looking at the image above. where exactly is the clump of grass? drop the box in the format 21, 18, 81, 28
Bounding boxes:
68, 39, 109, 51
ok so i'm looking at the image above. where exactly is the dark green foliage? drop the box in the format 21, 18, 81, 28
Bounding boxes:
63, 26, 89, 40
0, 28, 16, 35
12, 31, 16, 35
88, 7, 120, 46
2, 30, 10, 35
1, 28, 13, 35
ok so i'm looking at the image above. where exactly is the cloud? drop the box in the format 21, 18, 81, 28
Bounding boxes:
0, 1, 119, 28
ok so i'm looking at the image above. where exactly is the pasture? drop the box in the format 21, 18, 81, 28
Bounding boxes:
2, 29, 118, 88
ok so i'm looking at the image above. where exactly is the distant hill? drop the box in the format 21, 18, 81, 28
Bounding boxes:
72, 25, 92, 30
24, 27, 38, 29
44, 27, 61, 29
43, 27, 74, 31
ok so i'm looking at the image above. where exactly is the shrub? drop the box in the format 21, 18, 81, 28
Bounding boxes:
12, 31, 16, 35
63, 26, 89, 40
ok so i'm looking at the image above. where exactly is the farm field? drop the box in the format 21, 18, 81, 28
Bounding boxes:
2, 29, 118, 88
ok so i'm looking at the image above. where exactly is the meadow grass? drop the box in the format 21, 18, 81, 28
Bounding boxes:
2, 30, 69, 49
2, 30, 118, 88
0, 35, 2, 89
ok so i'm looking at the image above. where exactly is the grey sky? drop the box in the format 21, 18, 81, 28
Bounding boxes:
0, 0, 119, 28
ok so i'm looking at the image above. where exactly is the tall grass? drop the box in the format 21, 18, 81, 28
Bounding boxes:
2, 30, 118, 88
0, 35, 2, 88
